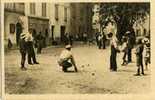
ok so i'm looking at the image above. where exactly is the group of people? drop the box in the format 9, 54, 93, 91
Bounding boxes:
109, 31, 150, 76
18, 28, 150, 75
19, 29, 39, 70
57, 30, 150, 74
64, 33, 73, 45
63, 32, 89, 45
34, 32, 44, 54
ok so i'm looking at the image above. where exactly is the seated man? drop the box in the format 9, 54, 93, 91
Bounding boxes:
58, 45, 78, 72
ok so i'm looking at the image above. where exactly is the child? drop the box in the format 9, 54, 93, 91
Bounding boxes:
144, 41, 150, 70
121, 36, 128, 66
135, 38, 144, 76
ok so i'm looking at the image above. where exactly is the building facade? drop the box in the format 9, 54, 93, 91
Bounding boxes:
4, 3, 93, 47
4, 3, 25, 46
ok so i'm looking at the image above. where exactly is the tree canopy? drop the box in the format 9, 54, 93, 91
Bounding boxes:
99, 3, 150, 41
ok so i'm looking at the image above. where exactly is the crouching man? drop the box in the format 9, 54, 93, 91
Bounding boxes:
58, 45, 78, 72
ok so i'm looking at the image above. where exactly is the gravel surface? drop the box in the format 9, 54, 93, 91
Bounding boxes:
5, 44, 150, 94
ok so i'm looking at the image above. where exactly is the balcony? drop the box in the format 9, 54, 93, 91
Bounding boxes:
4, 3, 25, 15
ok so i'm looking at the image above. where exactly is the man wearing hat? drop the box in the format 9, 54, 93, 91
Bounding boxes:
58, 45, 78, 72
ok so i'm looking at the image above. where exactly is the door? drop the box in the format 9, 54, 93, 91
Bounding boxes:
60, 26, 66, 42
51, 25, 54, 40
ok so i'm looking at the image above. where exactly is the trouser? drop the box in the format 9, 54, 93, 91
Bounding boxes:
137, 64, 144, 74
122, 52, 127, 64
27, 42, 37, 64
61, 61, 72, 71
110, 46, 117, 71
102, 40, 106, 49
20, 51, 26, 68
96, 38, 99, 46
137, 57, 144, 74
110, 55, 117, 71
98, 41, 102, 49
128, 48, 132, 62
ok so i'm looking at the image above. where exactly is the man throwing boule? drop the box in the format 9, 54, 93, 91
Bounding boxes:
58, 45, 78, 72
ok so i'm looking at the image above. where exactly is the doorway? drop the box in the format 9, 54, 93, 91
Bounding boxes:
60, 26, 66, 42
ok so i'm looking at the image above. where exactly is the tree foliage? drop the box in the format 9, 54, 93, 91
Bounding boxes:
99, 3, 150, 40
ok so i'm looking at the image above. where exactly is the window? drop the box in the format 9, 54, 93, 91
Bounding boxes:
42, 3, 46, 17
30, 3, 35, 15
4, 3, 15, 11
64, 7, 67, 22
55, 4, 59, 21
72, 5, 76, 19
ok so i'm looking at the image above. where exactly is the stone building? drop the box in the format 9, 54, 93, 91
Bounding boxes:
4, 3, 93, 47
4, 3, 25, 46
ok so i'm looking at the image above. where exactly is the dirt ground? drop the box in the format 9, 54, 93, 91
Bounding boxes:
5, 43, 150, 94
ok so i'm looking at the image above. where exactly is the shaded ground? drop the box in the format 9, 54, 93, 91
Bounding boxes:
5, 43, 150, 94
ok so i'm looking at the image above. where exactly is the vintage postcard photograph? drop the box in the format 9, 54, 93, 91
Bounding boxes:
1, 0, 154, 100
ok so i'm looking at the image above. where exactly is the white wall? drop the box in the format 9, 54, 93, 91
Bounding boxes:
4, 12, 19, 44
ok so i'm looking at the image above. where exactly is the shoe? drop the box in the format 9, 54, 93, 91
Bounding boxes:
121, 63, 125, 66
62, 68, 68, 72
142, 73, 145, 75
134, 74, 140, 76
34, 62, 39, 64
21, 67, 27, 71
28, 62, 33, 65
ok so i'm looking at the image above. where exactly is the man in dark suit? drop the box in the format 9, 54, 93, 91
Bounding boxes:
19, 32, 27, 70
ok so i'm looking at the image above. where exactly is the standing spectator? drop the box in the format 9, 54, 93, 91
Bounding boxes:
58, 45, 78, 72
69, 33, 73, 45
109, 32, 120, 71
64, 33, 69, 45
75, 34, 79, 41
135, 38, 144, 76
42, 34, 46, 48
102, 32, 107, 49
36, 32, 44, 54
25, 29, 39, 65
83, 32, 88, 44
121, 36, 128, 66
19, 32, 27, 70
143, 36, 150, 70
95, 32, 100, 47
126, 31, 135, 63
98, 34, 102, 49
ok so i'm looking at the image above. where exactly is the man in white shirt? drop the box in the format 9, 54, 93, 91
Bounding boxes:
58, 45, 78, 72
26, 29, 39, 65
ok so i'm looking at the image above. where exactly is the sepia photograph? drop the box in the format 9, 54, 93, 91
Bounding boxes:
3, 1, 151, 96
